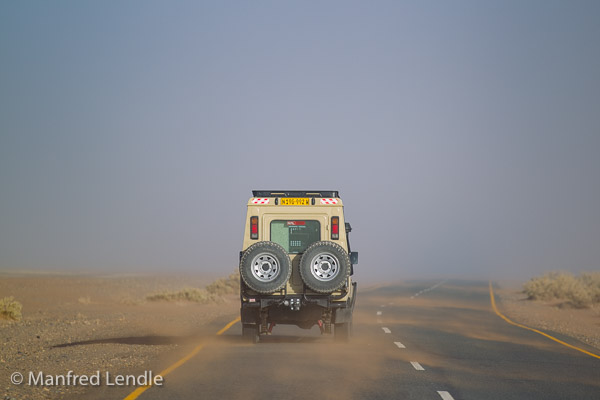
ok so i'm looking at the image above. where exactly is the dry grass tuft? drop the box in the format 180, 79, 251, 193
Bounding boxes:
205, 272, 240, 295
0, 296, 23, 321
523, 271, 600, 308
146, 288, 219, 303
146, 271, 239, 304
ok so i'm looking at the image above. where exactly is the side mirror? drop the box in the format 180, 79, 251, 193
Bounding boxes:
350, 251, 358, 265
345, 222, 352, 233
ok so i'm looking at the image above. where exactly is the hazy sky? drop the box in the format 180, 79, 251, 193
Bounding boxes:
1, 1, 599, 281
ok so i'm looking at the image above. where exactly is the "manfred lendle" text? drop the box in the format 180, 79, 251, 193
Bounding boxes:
29, 370, 163, 387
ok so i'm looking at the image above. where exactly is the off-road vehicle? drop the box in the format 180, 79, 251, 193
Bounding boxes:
239, 190, 358, 343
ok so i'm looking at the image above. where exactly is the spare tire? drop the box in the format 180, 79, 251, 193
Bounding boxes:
299, 241, 350, 293
240, 241, 291, 294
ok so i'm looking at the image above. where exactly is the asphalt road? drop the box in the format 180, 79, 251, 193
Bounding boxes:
84, 280, 600, 399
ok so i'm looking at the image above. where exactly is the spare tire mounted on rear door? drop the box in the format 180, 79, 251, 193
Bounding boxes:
299, 241, 351, 293
240, 241, 291, 294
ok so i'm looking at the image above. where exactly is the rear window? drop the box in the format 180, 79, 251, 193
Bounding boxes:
270, 220, 320, 253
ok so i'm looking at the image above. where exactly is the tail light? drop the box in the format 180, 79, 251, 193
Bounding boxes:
331, 216, 339, 240
250, 216, 258, 239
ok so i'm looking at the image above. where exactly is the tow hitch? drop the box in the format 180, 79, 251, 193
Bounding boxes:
283, 298, 301, 311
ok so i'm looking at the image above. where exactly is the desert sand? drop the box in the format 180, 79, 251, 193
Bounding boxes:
1, 274, 598, 400
0, 273, 238, 400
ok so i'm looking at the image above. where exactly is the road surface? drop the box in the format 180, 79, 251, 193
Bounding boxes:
78, 280, 600, 400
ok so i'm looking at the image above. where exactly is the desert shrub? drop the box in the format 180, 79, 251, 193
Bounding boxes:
524, 271, 600, 308
579, 272, 600, 303
147, 271, 240, 303
147, 288, 219, 304
119, 296, 144, 305
205, 272, 240, 295
0, 296, 23, 321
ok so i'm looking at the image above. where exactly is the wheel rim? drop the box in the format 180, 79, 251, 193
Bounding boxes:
309, 252, 340, 281
251, 253, 280, 282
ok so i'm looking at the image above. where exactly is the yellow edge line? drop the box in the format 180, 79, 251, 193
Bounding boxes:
489, 281, 600, 360
123, 316, 241, 400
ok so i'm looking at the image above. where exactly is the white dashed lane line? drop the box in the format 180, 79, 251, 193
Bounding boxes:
437, 391, 455, 400
377, 286, 453, 399
410, 361, 425, 371
410, 280, 447, 299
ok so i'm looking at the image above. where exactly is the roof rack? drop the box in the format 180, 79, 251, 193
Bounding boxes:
252, 190, 340, 198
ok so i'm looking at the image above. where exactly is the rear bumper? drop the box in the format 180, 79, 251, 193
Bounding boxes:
240, 282, 357, 325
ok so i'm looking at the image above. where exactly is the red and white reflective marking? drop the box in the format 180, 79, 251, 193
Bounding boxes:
252, 198, 270, 204
320, 198, 338, 205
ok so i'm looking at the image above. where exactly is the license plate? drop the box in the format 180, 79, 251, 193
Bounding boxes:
280, 198, 310, 206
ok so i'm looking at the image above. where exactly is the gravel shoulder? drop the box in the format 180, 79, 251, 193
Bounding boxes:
0, 273, 238, 400
496, 283, 600, 352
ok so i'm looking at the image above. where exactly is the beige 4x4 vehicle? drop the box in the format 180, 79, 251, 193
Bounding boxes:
239, 190, 358, 343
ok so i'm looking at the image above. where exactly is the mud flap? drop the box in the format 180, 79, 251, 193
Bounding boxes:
333, 282, 357, 323
333, 307, 353, 323
240, 305, 260, 324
